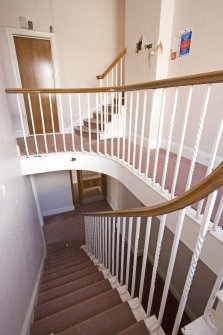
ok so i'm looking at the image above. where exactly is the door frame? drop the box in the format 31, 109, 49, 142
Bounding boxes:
6, 27, 62, 136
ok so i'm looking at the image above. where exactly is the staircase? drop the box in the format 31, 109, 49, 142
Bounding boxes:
31, 246, 163, 335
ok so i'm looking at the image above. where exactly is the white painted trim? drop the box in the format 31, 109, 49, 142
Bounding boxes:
30, 175, 44, 227
5, 27, 62, 134
43, 205, 74, 217
20, 249, 46, 335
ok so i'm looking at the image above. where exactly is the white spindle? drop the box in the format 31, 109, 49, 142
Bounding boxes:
120, 217, 126, 285
58, 94, 67, 152
111, 92, 114, 157
132, 92, 140, 170
212, 193, 223, 230
161, 88, 178, 191
102, 217, 105, 265
111, 68, 114, 87
49, 94, 58, 152
147, 215, 167, 315
127, 92, 133, 166
103, 92, 107, 155
204, 263, 223, 318
38, 93, 48, 153
122, 92, 128, 162
131, 217, 141, 298
105, 217, 108, 268
27, 94, 38, 154
138, 91, 148, 174
68, 94, 75, 152
172, 191, 217, 335
153, 89, 166, 183
78, 94, 83, 152
186, 84, 211, 192
17, 94, 29, 156
116, 217, 121, 279
171, 86, 193, 197
96, 93, 100, 153
84, 217, 87, 248
87, 93, 92, 152
197, 109, 223, 216
120, 58, 123, 85
95, 216, 99, 259
145, 90, 156, 179
139, 217, 152, 303
126, 217, 133, 290
98, 217, 102, 263
106, 75, 109, 87
108, 217, 112, 271
158, 209, 186, 323
112, 217, 116, 276
117, 92, 122, 160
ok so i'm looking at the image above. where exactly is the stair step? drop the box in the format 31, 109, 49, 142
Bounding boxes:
47, 246, 81, 257
38, 268, 102, 304
42, 255, 89, 276
41, 259, 93, 283
44, 249, 85, 265
115, 320, 150, 335
30, 289, 122, 335
93, 109, 116, 119
44, 253, 88, 270
83, 118, 105, 130
39, 261, 94, 292
56, 301, 136, 335
34, 279, 112, 321
74, 125, 98, 139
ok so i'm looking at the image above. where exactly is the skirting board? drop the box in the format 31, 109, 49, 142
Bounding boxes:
43, 205, 75, 217
20, 249, 46, 335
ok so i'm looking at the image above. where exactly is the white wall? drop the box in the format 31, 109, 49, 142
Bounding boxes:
125, 0, 161, 84
0, 57, 45, 335
34, 171, 74, 216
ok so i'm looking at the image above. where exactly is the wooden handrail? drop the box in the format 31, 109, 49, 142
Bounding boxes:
96, 48, 126, 80
84, 162, 223, 217
6, 69, 223, 94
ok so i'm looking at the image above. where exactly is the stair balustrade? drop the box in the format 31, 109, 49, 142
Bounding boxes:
83, 162, 223, 334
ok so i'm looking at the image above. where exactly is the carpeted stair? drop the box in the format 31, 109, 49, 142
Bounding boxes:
30, 246, 161, 335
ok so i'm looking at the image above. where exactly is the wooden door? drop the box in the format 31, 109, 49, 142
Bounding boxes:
14, 36, 59, 134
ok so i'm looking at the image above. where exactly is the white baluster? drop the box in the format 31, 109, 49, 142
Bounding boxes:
111, 68, 114, 87
103, 92, 107, 155
153, 88, 166, 184
186, 84, 211, 192
197, 109, 223, 217
116, 217, 121, 279
38, 93, 48, 153
120, 58, 123, 86
108, 217, 112, 272
27, 93, 38, 154
138, 91, 148, 174
98, 217, 102, 263
96, 93, 100, 153
87, 93, 92, 152
212, 192, 223, 230
147, 215, 167, 315
131, 217, 141, 297
84, 216, 88, 248
102, 216, 105, 265
132, 92, 140, 170
117, 92, 122, 160
145, 90, 156, 179
17, 94, 29, 156
105, 217, 108, 268
111, 92, 114, 157
95, 217, 99, 259
126, 217, 133, 290
161, 88, 178, 191
78, 94, 83, 152
127, 92, 133, 166
172, 191, 217, 335
112, 217, 116, 276
122, 92, 128, 162
171, 86, 193, 197
120, 217, 126, 285
139, 217, 152, 303
49, 94, 58, 153
58, 94, 67, 152
68, 93, 75, 152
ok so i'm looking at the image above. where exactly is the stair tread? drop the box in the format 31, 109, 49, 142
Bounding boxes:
44, 254, 89, 271
74, 125, 98, 133
47, 246, 81, 257
39, 261, 95, 292
45, 250, 86, 264
42, 255, 90, 276
31, 289, 122, 335
38, 267, 101, 304
115, 320, 151, 335
56, 301, 136, 335
34, 279, 112, 321
41, 259, 93, 283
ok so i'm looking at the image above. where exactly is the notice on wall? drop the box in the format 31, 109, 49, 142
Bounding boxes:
178, 29, 192, 57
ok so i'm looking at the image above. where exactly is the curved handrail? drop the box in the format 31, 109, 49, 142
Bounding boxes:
96, 48, 126, 80
6, 69, 223, 94
84, 162, 223, 217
